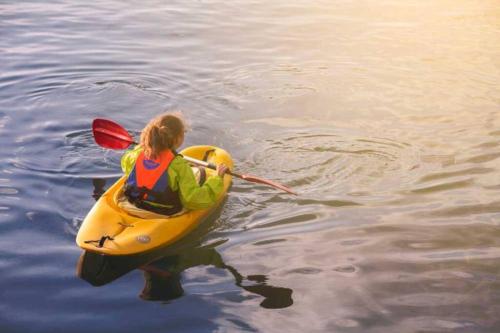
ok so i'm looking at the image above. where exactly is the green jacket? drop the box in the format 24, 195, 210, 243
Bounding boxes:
121, 146, 224, 210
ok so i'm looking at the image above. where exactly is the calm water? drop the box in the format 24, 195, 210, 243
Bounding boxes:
1, 0, 500, 332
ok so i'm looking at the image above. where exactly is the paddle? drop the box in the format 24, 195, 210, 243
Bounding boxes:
92, 118, 297, 195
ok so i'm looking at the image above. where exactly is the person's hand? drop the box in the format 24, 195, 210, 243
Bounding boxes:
217, 163, 229, 177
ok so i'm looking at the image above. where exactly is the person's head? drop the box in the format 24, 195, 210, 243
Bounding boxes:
140, 112, 185, 159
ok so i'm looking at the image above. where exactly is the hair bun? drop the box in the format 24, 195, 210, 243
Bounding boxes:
140, 112, 185, 159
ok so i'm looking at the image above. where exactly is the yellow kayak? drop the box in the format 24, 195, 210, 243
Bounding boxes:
76, 145, 233, 256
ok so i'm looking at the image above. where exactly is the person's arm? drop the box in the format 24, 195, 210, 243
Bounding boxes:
120, 145, 142, 176
169, 157, 225, 210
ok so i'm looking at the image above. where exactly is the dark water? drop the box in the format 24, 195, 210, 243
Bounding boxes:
1, 0, 500, 332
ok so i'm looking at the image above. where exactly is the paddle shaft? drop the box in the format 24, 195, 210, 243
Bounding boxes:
106, 136, 257, 182
183, 156, 244, 178
92, 118, 297, 195
115, 139, 233, 177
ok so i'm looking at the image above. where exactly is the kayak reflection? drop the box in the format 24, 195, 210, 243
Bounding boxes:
92, 178, 106, 200
77, 244, 293, 309
78, 178, 293, 309
143, 245, 293, 309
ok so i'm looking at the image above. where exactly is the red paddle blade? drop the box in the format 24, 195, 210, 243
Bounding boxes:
239, 174, 297, 195
92, 118, 135, 149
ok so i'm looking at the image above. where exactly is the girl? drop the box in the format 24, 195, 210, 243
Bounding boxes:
119, 112, 228, 218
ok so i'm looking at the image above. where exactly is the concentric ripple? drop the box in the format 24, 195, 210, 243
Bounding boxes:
247, 130, 420, 199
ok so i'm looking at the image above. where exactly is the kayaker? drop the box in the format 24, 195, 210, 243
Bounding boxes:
119, 112, 228, 218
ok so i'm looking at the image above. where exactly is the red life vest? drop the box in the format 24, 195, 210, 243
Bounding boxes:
124, 149, 182, 215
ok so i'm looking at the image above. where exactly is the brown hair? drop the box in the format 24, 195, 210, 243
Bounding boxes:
140, 112, 185, 159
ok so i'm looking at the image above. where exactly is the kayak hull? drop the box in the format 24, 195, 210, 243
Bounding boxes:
76, 145, 233, 256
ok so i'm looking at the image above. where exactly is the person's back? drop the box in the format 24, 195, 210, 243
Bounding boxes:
120, 112, 228, 217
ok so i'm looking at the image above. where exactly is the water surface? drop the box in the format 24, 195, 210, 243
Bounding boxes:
1, 0, 500, 332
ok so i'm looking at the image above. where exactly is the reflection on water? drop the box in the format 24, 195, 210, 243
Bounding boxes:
92, 178, 106, 201
77, 245, 293, 309
1, 0, 499, 332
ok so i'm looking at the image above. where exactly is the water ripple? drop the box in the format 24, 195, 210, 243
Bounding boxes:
247, 130, 421, 200
1, 0, 500, 331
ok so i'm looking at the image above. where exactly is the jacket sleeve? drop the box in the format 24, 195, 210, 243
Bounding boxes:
120, 145, 142, 176
169, 157, 224, 210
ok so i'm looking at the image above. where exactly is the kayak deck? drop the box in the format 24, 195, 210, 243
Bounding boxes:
76, 145, 233, 256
